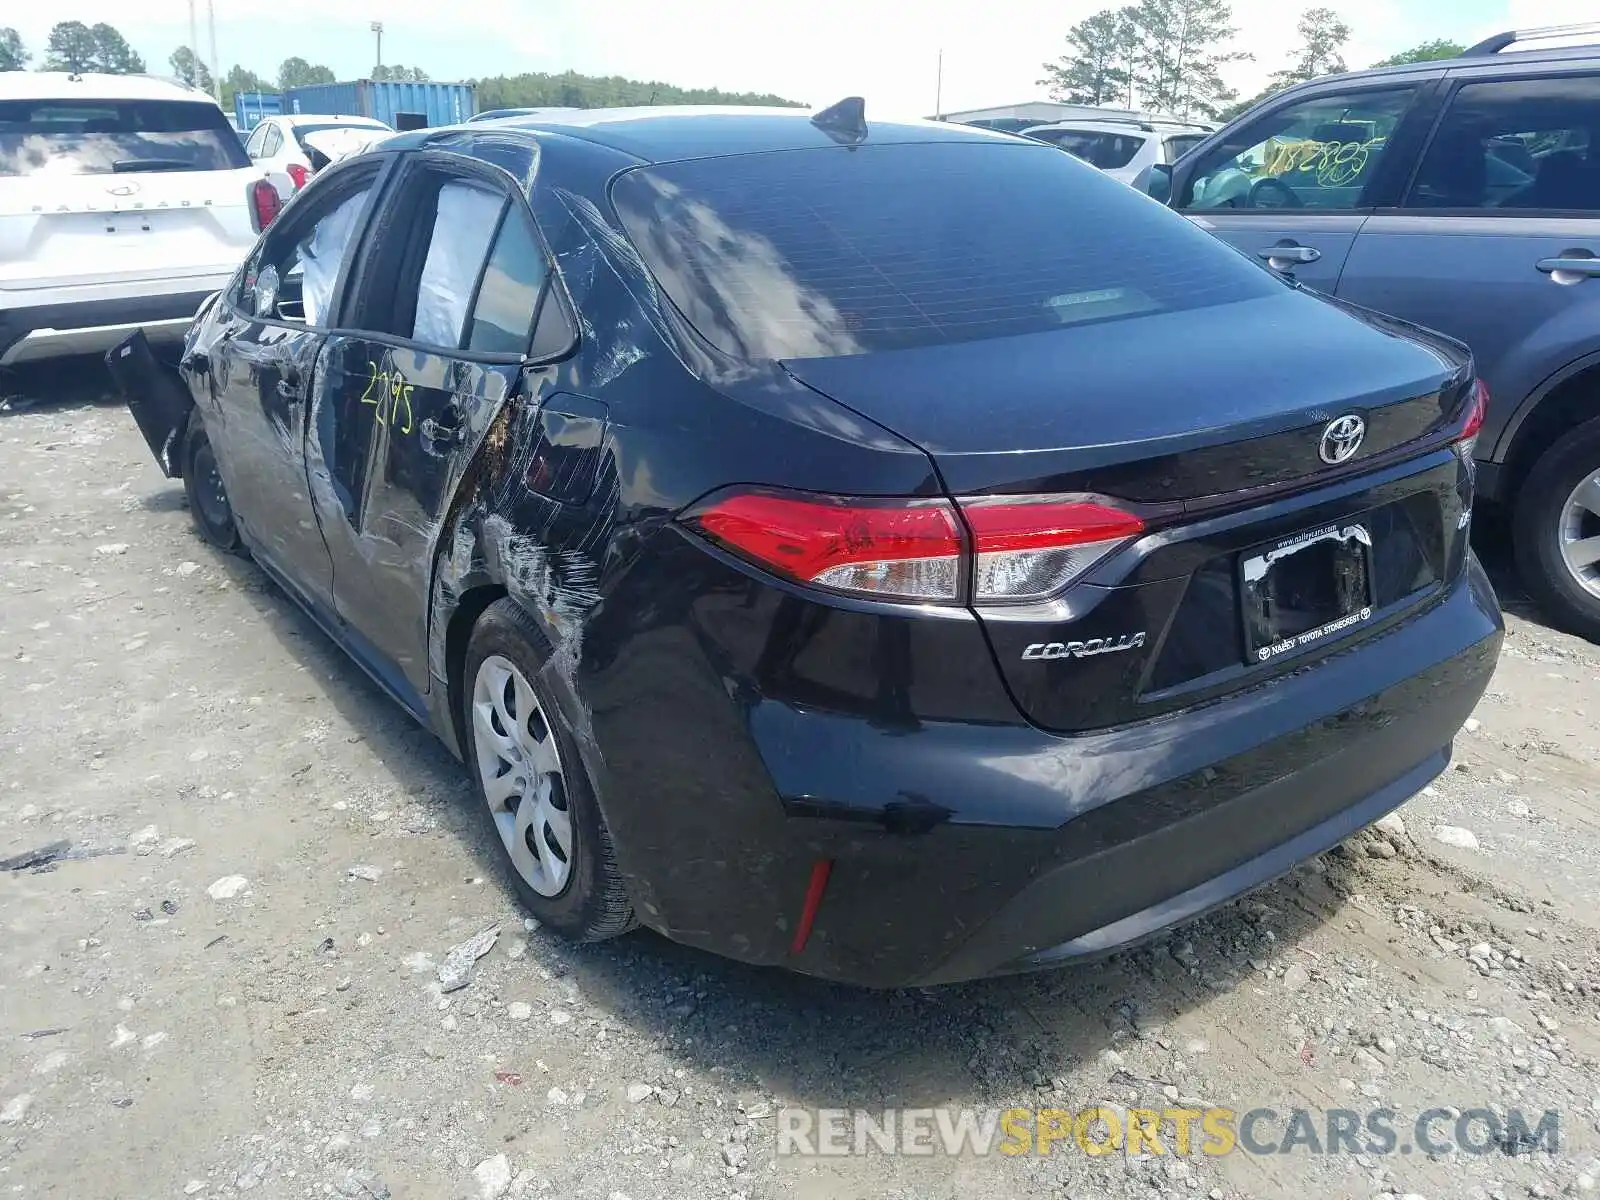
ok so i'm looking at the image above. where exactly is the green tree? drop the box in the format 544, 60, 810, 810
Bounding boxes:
278, 56, 336, 89
1039, 9, 1131, 106
1269, 7, 1349, 88
372, 64, 429, 82
44, 21, 98, 72
1131, 0, 1250, 120
169, 45, 213, 91
221, 65, 274, 112
473, 69, 801, 112
1370, 38, 1464, 68
89, 23, 145, 73
0, 27, 27, 70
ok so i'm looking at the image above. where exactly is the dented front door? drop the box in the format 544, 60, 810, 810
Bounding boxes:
307, 335, 524, 701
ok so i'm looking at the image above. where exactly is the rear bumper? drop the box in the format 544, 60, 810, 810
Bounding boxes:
595, 549, 1501, 988
0, 288, 217, 366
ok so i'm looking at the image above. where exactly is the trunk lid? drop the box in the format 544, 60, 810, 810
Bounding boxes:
779, 290, 1466, 500
782, 289, 1475, 733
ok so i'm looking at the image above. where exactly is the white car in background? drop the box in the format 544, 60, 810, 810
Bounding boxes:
244, 113, 392, 201
0, 72, 276, 367
1021, 118, 1214, 184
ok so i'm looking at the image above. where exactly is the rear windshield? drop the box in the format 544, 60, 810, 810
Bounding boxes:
290, 121, 383, 154
611, 141, 1278, 361
0, 98, 250, 177
1031, 128, 1145, 168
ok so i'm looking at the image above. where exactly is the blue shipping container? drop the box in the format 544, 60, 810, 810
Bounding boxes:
283, 81, 476, 129
234, 91, 283, 130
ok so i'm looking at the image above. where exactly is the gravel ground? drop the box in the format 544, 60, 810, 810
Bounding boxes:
4, 364, 1599, 1200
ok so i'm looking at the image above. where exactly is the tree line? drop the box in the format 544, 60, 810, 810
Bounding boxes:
1039, 0, 1466, 122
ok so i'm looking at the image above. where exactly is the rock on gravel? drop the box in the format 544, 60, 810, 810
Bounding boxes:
206, 876, 250, 900
438, 925, 499, 992
1282, 963, 1311, 991
1375, 813, 1407, 839
0, 1094, 32, 1124
507, 1002, 532, 1020
626, 1083, 654, 1103
473, 1154, 511, 1199
1433, 826, 1480, 850
347, 865, 382, 882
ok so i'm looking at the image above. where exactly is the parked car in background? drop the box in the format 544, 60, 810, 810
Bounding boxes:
0, 72, 275, 368
110, 104, 1499, 986
468, 107, 581, 123
1023, 117, 1213, 183
1134, 23, 1600, 638
245, 113, 392, 200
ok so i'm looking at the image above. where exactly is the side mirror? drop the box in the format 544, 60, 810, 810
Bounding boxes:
1134, 163, 1174, 205
253, 264, 280, 320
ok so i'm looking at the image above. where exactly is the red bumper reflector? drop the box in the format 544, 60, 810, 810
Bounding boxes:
789, 858, 834, 956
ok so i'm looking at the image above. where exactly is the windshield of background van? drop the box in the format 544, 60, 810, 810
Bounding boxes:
610, 141, 1280, 361
0, 99, 251, 177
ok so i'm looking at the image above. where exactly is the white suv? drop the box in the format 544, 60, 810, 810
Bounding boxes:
1021, 118, 1214, 184
0, 72, 274, 367
244, 114, 392, 201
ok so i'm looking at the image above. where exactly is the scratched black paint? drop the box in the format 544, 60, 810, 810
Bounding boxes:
113, 111, 1502, 986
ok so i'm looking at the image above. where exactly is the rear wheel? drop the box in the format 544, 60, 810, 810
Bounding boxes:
462, 599, 634, 940
1514, 418, 1600, 642
181, 412, 243, 553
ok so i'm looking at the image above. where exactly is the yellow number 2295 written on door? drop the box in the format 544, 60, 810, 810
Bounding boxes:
360, 360, 415, 435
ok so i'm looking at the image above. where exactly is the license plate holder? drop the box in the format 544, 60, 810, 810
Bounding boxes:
1240, 520, 1374, 665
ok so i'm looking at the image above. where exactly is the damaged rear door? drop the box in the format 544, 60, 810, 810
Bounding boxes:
306, 150, 571, 701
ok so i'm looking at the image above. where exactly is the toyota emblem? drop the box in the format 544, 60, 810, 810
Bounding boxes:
1318, 414, 1366, 465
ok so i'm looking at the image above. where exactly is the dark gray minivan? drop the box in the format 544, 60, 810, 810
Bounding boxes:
1138, 24, 1600, 638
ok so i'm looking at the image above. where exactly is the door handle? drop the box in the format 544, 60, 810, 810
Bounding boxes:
276, 377, 299, 399
1537, 256, 1600, 283
419, 413, 464, 454
1259, 244, 1321, 267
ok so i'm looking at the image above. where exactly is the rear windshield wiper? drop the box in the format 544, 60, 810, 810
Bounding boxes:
111, 159, 196, 173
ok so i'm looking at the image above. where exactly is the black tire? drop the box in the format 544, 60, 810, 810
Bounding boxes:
181, 411, 244, 554
462, 598, 635, 941
1514, 417, 1600, 642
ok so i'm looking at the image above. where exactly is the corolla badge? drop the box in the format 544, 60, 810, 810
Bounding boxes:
1318, 414, 1366, 464
1022, 633, 1146, 661
105, 182, 141, 197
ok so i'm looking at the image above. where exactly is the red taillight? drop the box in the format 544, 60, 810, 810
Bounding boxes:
286, 162, 310, 191
692, 491, 964, 602
687, 488, 1144, 604
1460, 378, 1488, 441
249, 179, 281, 233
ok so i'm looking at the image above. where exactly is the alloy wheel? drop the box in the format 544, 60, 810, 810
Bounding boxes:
470, 654, 573, 897
1557, 471, 1600, 602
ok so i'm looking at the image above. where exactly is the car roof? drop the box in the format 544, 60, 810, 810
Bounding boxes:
422, 105, 1016, 162
0, 72, 219, 104
277, 113, 388, 127
1275, 37, 1600, 96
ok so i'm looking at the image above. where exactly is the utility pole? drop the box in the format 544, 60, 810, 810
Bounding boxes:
207, 0, 221, 103
934, 48, 943, 119
370, 21, 383, 75
186, 0, 199, 89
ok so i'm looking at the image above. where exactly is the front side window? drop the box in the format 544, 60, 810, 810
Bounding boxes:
1404, 74, 1600, 211
0, 98, 251, 177
1181, 87, 1417, 210
612, 141, 1280, 361
242, 177, 374, 325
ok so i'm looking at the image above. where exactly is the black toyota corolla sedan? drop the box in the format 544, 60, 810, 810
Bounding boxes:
110, 101, 1502, 987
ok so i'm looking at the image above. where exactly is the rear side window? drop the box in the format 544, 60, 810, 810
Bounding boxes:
467, 203, 550, 354
611, 141, 1279, 361
1404, 75, 1600, 212
0, 98, 251, 176
412, 181, 505, 348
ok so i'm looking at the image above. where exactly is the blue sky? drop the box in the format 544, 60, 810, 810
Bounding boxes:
9, 0, 1587, 115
